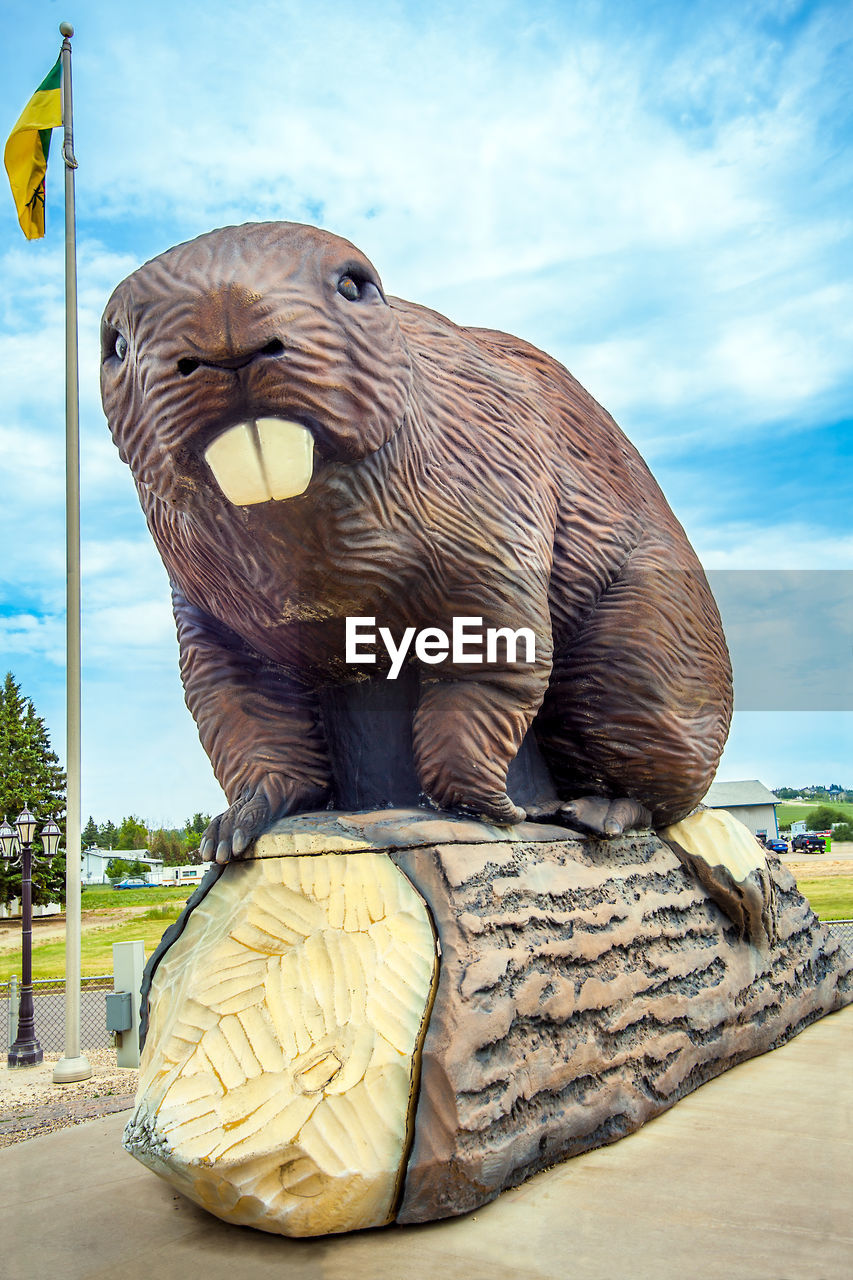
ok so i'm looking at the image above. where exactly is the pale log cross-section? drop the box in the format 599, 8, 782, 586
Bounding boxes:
124, 851, 438, 1235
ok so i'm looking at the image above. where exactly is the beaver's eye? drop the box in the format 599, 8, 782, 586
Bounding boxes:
102, 324, 128, 366
337, 275, 361, 302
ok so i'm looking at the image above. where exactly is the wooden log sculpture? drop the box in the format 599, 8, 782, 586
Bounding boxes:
100, 221, 732, 863
125, 809, 853, 1235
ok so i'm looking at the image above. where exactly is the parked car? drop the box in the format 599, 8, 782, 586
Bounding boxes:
113, 877, 151, 889
764, 838, 788, 854
790, 834, 825, 853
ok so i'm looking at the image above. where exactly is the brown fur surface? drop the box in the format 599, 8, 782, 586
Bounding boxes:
100, 222, 732, 852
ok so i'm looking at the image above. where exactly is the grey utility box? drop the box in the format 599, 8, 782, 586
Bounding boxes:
105, 990, 133, 1033
112, 939, 146, 1067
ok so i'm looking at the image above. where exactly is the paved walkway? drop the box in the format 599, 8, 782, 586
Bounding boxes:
0, 1048, 138, 1146
3, 1004, 852, 1280
781, 848, 853, 866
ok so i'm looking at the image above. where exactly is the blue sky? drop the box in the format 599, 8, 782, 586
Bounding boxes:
1, 0, 851, 825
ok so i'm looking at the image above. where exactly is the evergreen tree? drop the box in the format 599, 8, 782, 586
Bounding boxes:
0, 672, 66, 907
99, 819, 118, 849
82, 815, 100, 848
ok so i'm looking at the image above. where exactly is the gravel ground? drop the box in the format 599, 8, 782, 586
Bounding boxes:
0, 1047, 137, 1148
784, 858, 853, 880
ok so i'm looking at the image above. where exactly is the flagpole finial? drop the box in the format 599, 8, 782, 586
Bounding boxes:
60, 22, 74, 38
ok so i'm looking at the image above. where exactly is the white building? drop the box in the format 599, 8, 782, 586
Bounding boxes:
702, 779, 780, 839
80, 847, 165, 885
160, 863, 206, 887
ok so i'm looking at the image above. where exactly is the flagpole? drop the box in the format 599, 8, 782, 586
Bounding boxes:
53, 20, 91, 1084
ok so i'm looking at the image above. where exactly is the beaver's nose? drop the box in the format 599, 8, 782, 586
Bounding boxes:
177, 337, 284, 377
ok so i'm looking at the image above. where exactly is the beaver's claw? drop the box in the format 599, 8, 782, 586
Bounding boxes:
200, 786, 272, 865
453, 791, 526, 826
553, 795, 652, 837
200, 777, 330, 864
422, 788, 525, 827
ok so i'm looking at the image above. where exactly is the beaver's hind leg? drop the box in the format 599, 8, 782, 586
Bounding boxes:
534, 547, 733, 832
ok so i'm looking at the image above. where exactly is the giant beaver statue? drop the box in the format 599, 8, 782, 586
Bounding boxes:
100, 222, 732, 863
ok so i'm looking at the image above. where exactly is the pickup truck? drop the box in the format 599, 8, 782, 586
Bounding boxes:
790, 834, 825, 853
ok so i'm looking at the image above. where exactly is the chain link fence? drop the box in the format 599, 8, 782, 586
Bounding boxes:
826, 920, 853, 956
1, 975, 114, 1052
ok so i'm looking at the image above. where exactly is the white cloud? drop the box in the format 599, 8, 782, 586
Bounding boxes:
79, 532, 176, 665
0, 611, 65, 665
710, 283, 853, 410
694, 521, 853, 570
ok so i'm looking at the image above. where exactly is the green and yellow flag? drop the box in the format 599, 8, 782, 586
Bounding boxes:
4, 56, 63, 240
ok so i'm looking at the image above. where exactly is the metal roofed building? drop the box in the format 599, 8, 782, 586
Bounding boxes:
80, 847, 165, 886
702, 779, 780, 839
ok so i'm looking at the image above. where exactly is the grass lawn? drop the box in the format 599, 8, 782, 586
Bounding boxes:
82, 885, 196, 910
0, 885, 194, 981
776, 801, 853, 827
795, 876, 853, 922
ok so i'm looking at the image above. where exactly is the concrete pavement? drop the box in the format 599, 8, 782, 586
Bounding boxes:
781, 844, 853, 866
3, 1004, 852, 1280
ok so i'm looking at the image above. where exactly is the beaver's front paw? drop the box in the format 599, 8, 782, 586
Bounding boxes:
556, 795, 652, 837
200, 778, 329, 864
200, 788, 271, 865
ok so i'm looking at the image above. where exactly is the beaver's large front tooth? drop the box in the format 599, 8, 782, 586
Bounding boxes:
204, 422, 268, 505
205, 419, 314, 505
256, 418, 314, 500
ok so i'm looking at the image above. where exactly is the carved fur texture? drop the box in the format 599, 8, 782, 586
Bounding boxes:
100, 222, 732, 840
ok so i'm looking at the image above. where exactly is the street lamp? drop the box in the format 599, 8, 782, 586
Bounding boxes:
0, 806, 61, 1067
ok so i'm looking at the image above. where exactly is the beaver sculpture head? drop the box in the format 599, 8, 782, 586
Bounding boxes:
101, 222, 411, 503
101, 222, 732, 863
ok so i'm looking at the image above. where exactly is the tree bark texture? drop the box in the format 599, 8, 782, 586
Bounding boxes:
390, 831, 853, 1223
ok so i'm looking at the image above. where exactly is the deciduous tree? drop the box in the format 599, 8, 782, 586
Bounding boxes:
116, 814, 148, 851
149, 827, 185, 865
107, 857, 150, 883
183, 812, 211, 863
808, 805, 847, 831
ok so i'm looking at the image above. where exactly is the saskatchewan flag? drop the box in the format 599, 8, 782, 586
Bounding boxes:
4, 56, 63, 240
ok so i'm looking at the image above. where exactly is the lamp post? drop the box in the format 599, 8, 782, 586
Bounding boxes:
0, 806, 61, 1067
